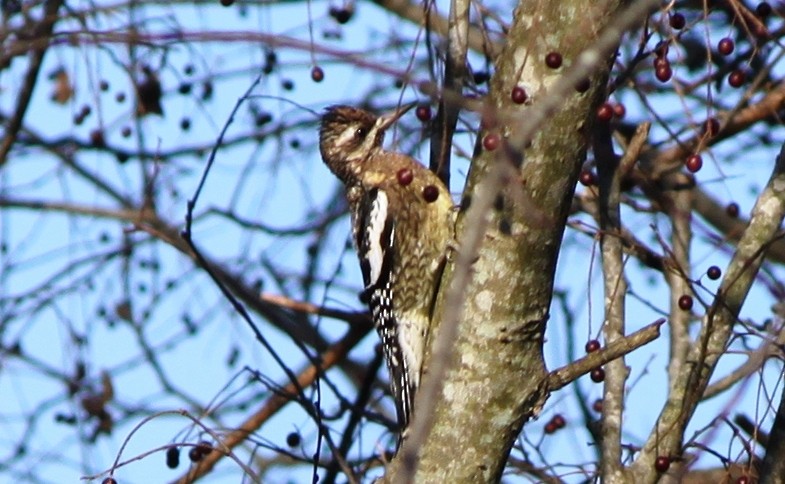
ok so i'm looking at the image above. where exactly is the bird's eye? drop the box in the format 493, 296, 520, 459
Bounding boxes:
354, 127, 367, 139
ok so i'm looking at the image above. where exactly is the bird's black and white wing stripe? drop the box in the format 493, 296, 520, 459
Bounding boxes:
356, 188, 414, 430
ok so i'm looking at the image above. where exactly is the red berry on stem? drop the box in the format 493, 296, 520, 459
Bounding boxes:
585, 340, 600, 353
655, 64, 673, 82
685, 154, 703, 173
592, 399, 603, 412
544, 421, 557, 434
726, 202, 739, 217
613, 103, 626, 119
483, 133, 500, 151
552, 414, 566, 428
415, 104, 431, 122
596, 103, 614, 122
590, 367, 605, 382
579, 170, 596, 187
728, 70, 745, 88
188, 446, 203, 462
511, 86, 528, 104
703, 118, 720, 137
678, 295, 693, 311
397, 168, 413, 186
707, 266, 722, 280
311, 66, 324, 82
654, 456, 671, 472
545, 52, 563, 69
718, 38, 735, 56
422, 185, 440, 203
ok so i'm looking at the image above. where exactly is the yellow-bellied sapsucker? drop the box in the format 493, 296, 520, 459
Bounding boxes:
319, 104, 453, 434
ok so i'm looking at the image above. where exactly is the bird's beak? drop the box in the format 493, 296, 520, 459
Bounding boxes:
377, 102, 417, 131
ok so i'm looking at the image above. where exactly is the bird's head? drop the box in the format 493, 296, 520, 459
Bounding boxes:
319, 103, 414, 183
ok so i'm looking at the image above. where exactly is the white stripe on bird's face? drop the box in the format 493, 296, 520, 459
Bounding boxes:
366, 190, 391, 287
334, 122, 383, 163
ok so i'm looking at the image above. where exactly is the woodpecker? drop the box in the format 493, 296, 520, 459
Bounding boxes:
319, 104, 453, 435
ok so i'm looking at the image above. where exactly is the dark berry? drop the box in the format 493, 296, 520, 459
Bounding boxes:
255, 112, 273, 126
654, 455, 671, 472
195, 440, 212, 456
653, 57, 669, 70
590, 368, 605, 382
656, 64, 673, 82
726, 202, 739, 217
585, 340, 600, 353
415, 104, 431, 122
579, 170, 597, 187
115, 92, 126, 103
613, 103, 626, 119
483, 133, 500, 151
678, 295, 693, 311
397, 168, 413, 186
718, 38, 735, 56
188, 446, 203, 462
422, 185, 439, 203
166, 447, 180, 469
670, 13, 686, 30
281, 79, 294, 91
99, 80, 109, 91
551, 414, 566, 428
90, 129, 105, 147
592, 398, 603, 412
184, 64, 194, 75
575, 78, 591, 93
329, 6, 353, 24
596, 103, 614, 122
685, 154, 703, 173
180, 118, 191, 131
545, 52, 563, 69
707, 266, 721, 280
728, 70, 745, 88
756, 2, 772, 18
286, 432, 301, 447
102, 478, 118, 484
121, 126, 132, 138
178, 82, 192, 95
202, 81, 214, 101
703, 118, 720, 137
311, 66, 324, 82
511, 86, 527, 104
544, 421, 557, 434
220, 0, 234, 6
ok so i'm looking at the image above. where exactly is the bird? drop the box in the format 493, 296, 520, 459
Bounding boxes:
319, 103, 454, 437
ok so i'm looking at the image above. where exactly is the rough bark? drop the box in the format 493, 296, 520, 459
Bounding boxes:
386, 0, 626, 481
